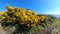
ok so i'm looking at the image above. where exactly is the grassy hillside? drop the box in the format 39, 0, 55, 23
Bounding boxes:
56, 19, 60, 34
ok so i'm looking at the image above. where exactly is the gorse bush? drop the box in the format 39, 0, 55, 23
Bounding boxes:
0, 5, 45, 29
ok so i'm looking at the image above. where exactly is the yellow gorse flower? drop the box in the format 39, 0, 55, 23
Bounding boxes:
0, 12, 4, 15
4, 13, 8, 17
41, 16, 45, 21
13, 18, 16, 20
2, 16, 5, 19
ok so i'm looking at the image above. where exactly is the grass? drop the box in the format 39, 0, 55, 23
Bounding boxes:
56, 19, 60, 34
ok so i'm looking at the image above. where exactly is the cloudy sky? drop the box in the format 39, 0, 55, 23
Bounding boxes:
0, 0, 60, 15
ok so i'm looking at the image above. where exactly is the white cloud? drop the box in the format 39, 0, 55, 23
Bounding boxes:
44, 10, 60, 15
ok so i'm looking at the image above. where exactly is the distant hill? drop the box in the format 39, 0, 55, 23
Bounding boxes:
52, 15, 60, 18
37, 14, 60, 18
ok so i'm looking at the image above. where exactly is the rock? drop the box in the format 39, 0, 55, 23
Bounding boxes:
0, 23, 6, 34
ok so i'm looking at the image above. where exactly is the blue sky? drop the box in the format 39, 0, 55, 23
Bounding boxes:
0, 0, 60, 15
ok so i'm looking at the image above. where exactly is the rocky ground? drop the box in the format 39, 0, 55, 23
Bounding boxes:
0, 23, 58, 34
0, 23, 15, 34
0, 23, 5, 34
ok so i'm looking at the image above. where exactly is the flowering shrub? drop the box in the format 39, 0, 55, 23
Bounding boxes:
0, 5, 45, 30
